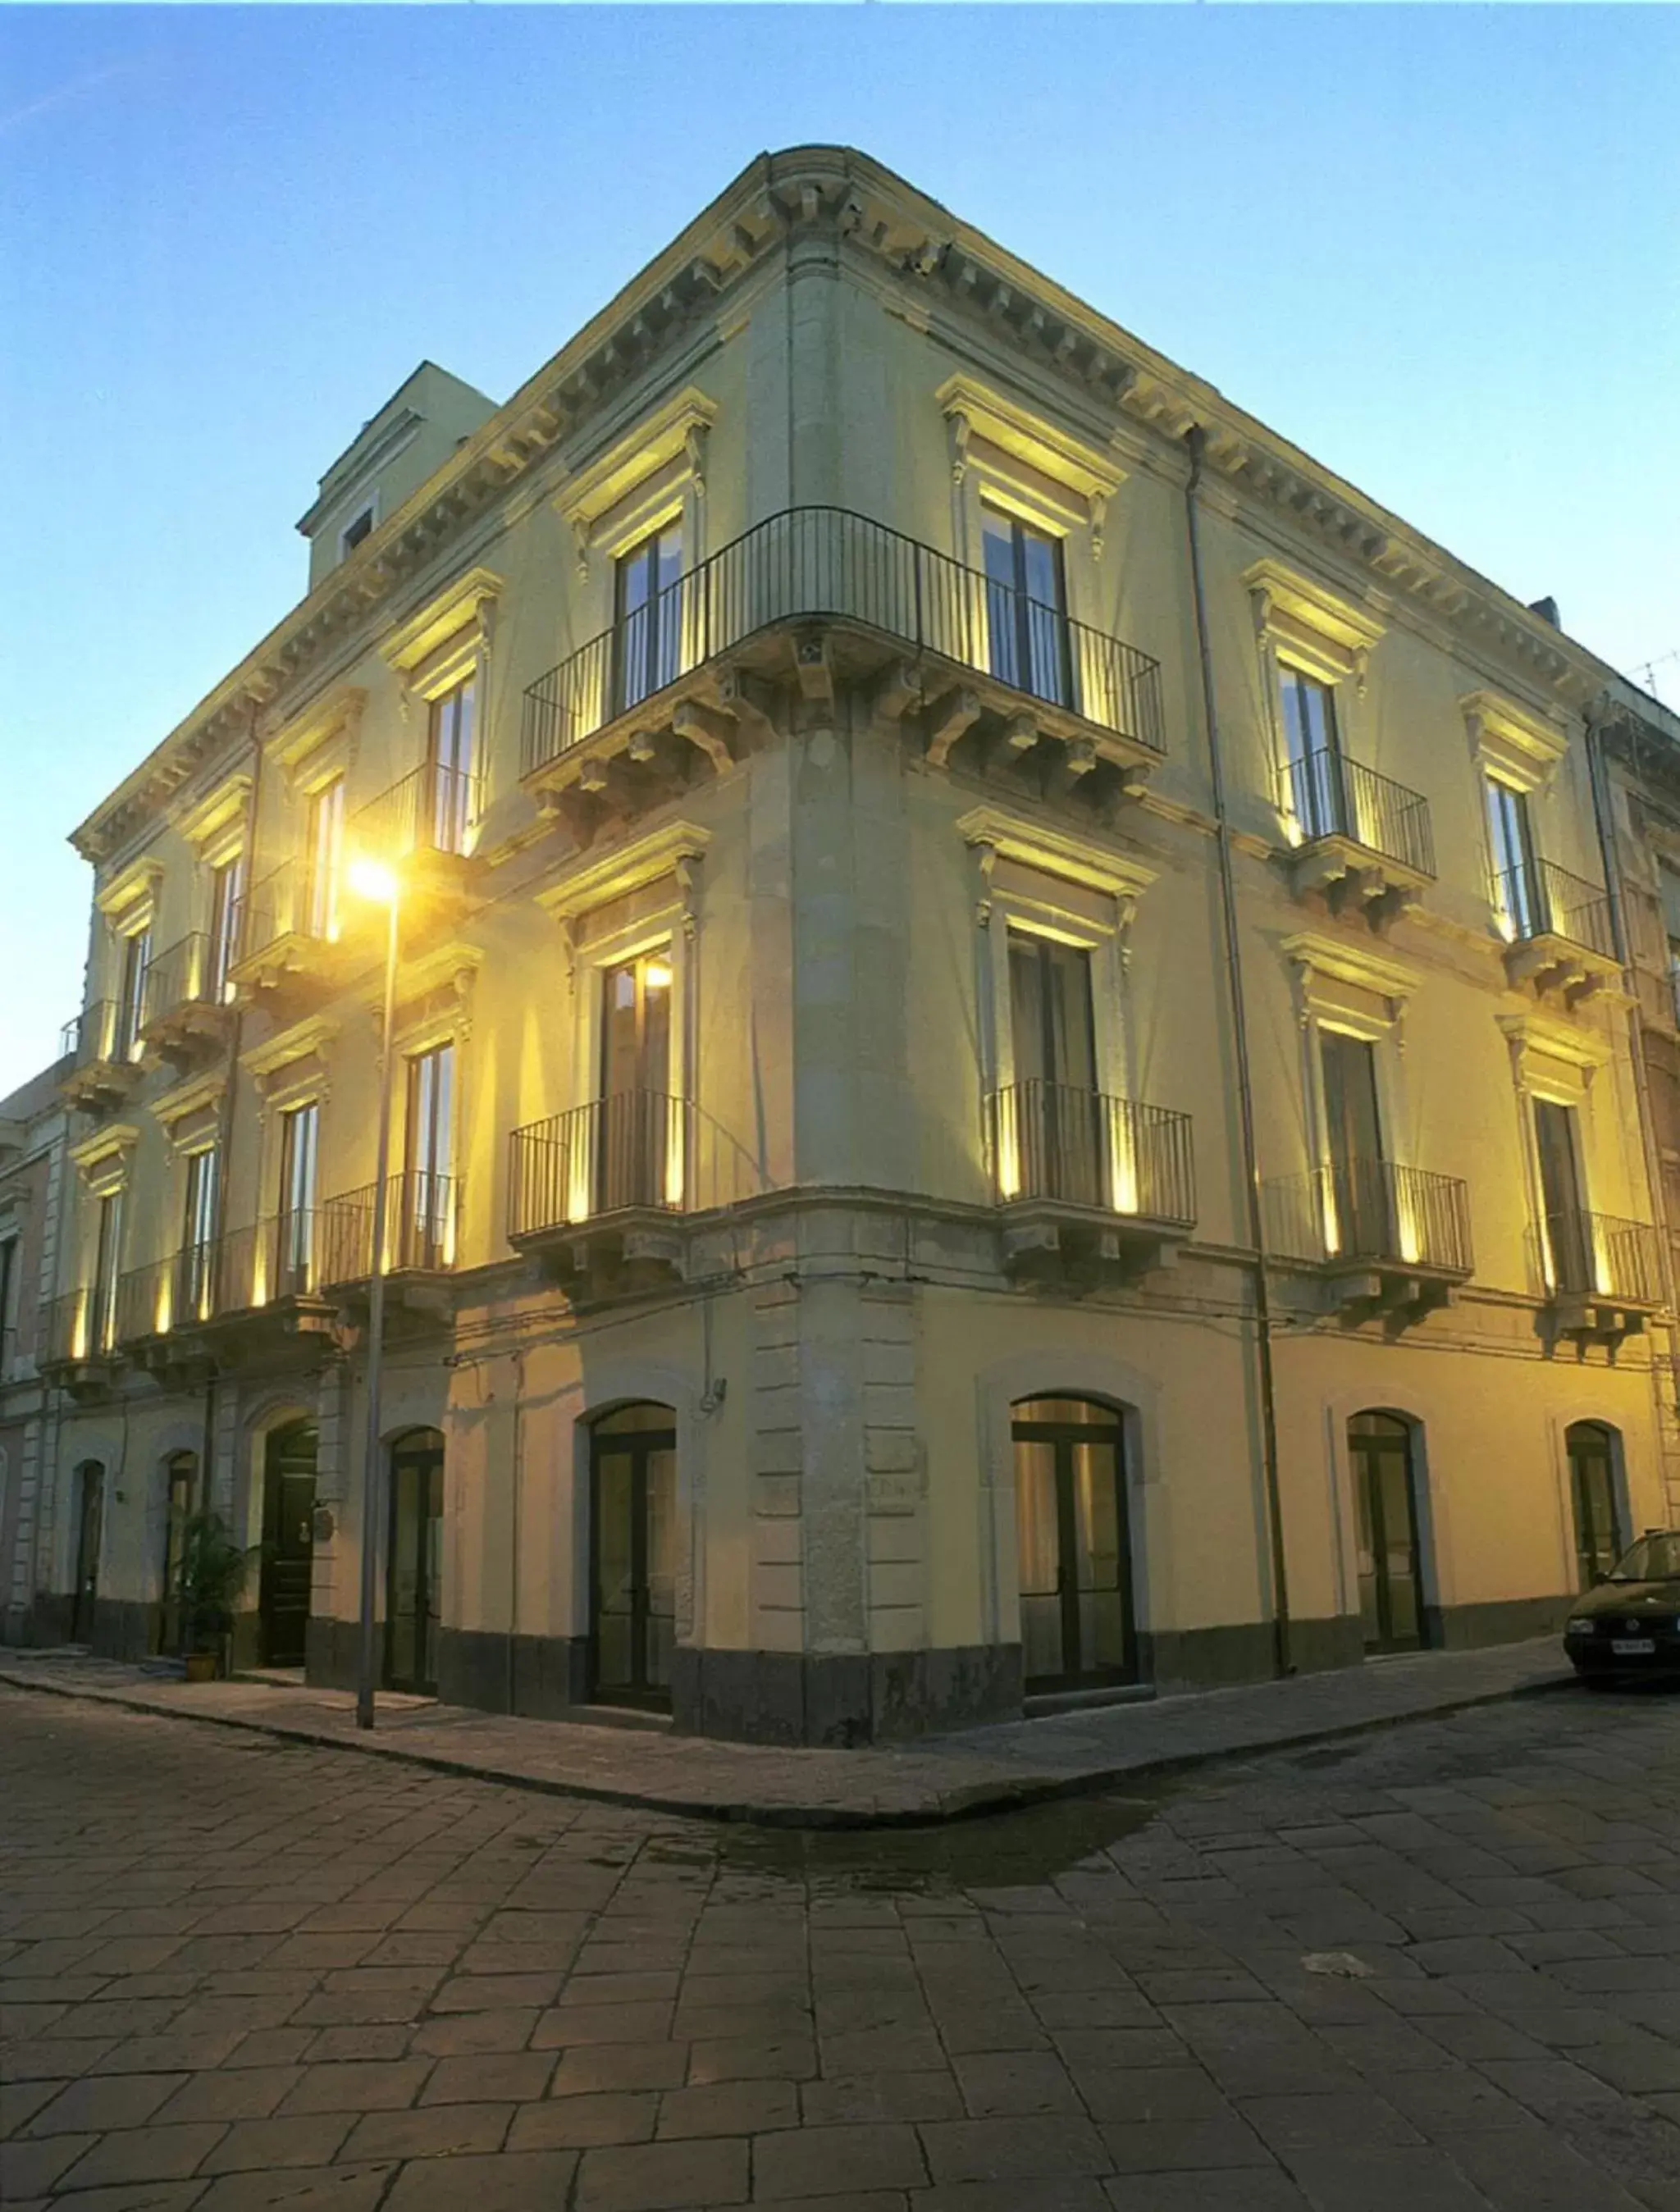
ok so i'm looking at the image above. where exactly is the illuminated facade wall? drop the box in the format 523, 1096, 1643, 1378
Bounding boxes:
33, 148, 1673, 1736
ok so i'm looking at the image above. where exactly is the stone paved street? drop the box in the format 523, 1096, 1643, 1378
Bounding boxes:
7, 1685, 1680, 2210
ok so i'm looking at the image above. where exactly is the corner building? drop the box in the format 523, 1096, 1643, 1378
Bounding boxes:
33, 148, 1674, 1740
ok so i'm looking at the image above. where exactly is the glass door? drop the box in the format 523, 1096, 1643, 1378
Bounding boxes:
589, 1404, 677, 1709
1007, 932, 1100, 1205
427, 679, 477, 855
276, 1102, 318, 1296
1320, 1029, 1390, 1259
72, 1464, 103, 1642
598, 951, 674, 1211
614, 524, 684, 713
1011, 1398, 1135, 1690
1349, 1412, 1424, 1652
404, 1044, 454, 1269
386, 1430, 444, 1694
1534, 1099, 1590, 1293
982, 509, 1071, 708
1279, 664, 1341, 840
1487, 777, 1540, 939
1567, 1423, 1622, 1588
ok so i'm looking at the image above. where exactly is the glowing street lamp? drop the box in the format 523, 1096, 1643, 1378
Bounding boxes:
351, 854, 401, 1731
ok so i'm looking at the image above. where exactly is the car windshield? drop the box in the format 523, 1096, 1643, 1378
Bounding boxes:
1608, 1533, 1680, 1582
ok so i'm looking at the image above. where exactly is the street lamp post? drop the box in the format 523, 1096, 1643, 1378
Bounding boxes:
352, 860, 401, 1731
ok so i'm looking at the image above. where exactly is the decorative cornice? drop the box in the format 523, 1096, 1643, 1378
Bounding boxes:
1282, 929, 1422, 1004
70, 144, 1619, 867
69, 1123, 140, 1181
94, 856, 163, 919
956, 804, 1156, 907
378, 568, 504, 678
241, 1015, 340, 1085
1462, 687, 1570, 791
534, 819, 712, 924
174, 772, 252, 851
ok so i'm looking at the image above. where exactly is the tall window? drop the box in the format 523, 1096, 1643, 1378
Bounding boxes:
615, 523, 683, 713
1005, 932, 1099, 1206
1534, 1097, 1589, 1293
115, 926, 151, 1060
404, 1044, 454, 1267
427, 679, 477, 856
598, 952, 673, 1211
1279, 665, 1341, 839
1487, 777, 1539, 939
276, 1102, 319, 1295
304, 778, 345, 942
0, 1234, 16, 1369
981, 508, 1070, 708
1567, 1423, 1623, 1589
181, 1147, 219, 1320
1320, 1029, 1390, 1258
207, 852, 246, 1001
90, 1191, 123, 1353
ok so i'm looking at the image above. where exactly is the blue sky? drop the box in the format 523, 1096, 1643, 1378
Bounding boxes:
2, 5, 1676, 1097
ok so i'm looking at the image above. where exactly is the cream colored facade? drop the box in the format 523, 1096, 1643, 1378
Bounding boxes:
24, 147, 1676, 1739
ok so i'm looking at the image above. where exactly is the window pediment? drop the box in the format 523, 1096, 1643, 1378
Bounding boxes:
1463, 688, 1569, 793
242, 1015, 339, 1108
938, 375, 1125, 513
267, 685, 366, 784
1246, 559, 1385, 686
536, 819, 711, 928
380, 568, 503, 682
94, 856, 163, 925
70, 1124, 139, 1192
176, 773, 252, 854
556, 387, 717, 569
1498, 1009, 1610, 1097
152, 1070, 226, 1155
958, 805, 1156, 916
1284, 929, 1419, 1033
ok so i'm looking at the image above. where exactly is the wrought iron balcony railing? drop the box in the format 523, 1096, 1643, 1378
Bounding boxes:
43, 1285, 118, 1369
112, 1245, 223, 1344
319, 1172, 461, 1282
1264, 1159, 1474, 1278
984, 1082, 1196, 1227
1540, 1208, 1663, 1308
232, 860, 338, 968
508, 1092, 765, 1241
351, 762, 481, 864
59, 1002, 117, 1067
138, 933, 221, 1033
1277, 749, 1435, 879
1495, 859, 1615, 960
522, 506, 1165, 778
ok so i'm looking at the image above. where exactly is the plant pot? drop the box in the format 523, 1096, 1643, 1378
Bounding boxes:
184, 1650, 220, 1684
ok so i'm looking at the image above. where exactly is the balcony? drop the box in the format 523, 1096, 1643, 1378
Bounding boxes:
39, 1287, 119, 1397
317, 1172, 462, 1329
984, 1082, 1195, 1280
350, 764, 483, 928
1496, 860, 1620, 1005
57, 1002, 144, 1115
508, 1091, 765, 1300
1276, 750, 1434, 926
521, 507, 1165, 844
1264, 1159, 1473, 1316
136, 933, 232, 1065
1537, 1208, 1663, 1341
113, 1249, 221, 1382
227, 861, 345, 1012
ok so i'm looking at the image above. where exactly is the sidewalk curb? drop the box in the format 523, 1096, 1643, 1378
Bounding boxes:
0, 1659, 1579, 1831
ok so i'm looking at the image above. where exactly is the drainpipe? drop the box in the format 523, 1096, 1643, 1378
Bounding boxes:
1181, 427, 1293, 1676
1583, 703, 1680, 1496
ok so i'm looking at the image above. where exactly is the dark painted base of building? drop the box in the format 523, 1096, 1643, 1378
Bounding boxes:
670, 1644, 1024, 1745
1427, 1594, 1572, 1650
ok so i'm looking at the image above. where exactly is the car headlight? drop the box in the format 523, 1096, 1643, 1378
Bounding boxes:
1566, 1617, 1596, 1635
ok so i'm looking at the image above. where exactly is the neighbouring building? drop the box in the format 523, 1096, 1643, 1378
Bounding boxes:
1, 1055, 75, 1646
25, 146, 1679, 1739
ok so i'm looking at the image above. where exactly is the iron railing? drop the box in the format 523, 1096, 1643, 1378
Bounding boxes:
508, 1092, 765, 1240
984, 1082, 1196, 1227
1495, 859, 1615, 960
42, 1285, 117, 1368
320, 1172, 461, 1281
1540, 1209, 1663, 1307
112, 1243, 224, 1344
1263, 1160, 1474, 1277
138, 933, 217, 1033
352, 762, 481, 864
1278, 749, 1435, 878
522, 505, 1165, 777
233, 860, 336, 967
59, 1002, 117, 1066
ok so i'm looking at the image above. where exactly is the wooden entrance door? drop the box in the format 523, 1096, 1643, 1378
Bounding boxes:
1011, 1398, 1136, 1691
72, 1463, 103, 1642
589, 1404, 677, 1710
1349, 1412, 1425, 1652
259, 1421, 317, 1667
386, 1430, 444, 1695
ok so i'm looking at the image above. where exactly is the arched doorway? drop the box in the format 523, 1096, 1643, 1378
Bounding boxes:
1011, 1397, 1137, 1691
387, 1429, 444, 1696
159, 1452, 197, 1654
259, 1421, 317, 1667
1349, 1412, 1426, 1653
1567, 1422, 1623, 1588
71, 1462, 104, 1643
588, 1403, 676, 1709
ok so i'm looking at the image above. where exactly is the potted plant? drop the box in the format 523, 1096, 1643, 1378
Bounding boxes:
178, 1512, 249, 1682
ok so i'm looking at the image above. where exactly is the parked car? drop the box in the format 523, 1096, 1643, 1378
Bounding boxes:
1564, 1530, 1680, 1681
